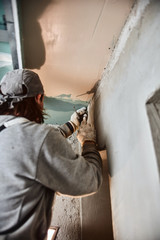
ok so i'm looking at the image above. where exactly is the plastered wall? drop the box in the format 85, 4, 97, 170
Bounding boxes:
95, 0, 160, 239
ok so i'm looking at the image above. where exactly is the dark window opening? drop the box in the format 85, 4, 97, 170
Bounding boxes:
146, 89, 160, 170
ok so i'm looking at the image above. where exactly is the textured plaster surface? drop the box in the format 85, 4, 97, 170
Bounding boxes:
95, 0, 160, 239
51, 195, 81, 240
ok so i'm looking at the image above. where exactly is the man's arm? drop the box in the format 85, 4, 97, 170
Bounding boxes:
36, 124, 103, 197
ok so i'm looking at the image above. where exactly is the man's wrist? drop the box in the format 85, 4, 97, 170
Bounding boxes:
66, 121, 75, 133
82, 140, 97, 146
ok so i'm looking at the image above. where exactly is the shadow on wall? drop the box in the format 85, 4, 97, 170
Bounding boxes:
18, 0, 52, 69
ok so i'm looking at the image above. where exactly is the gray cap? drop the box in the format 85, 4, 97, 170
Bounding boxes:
0, 69, 44, 108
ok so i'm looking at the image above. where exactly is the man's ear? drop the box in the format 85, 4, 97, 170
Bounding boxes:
35, 94, 44, 104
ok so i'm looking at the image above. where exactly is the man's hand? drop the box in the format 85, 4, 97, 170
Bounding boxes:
77, 116, 96, 146
58, 107, 87, 138
70, 107, 87, 130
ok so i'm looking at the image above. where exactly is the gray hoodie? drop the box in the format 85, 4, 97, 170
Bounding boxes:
0, 115, 103, 240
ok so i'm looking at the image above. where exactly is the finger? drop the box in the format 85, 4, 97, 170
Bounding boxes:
76, 107, 87, 115
81, 115, 87, 125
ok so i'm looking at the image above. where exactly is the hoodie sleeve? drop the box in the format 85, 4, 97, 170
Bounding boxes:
36, 128, 103, 197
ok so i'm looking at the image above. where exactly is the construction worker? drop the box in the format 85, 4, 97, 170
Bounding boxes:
0, 69, 103, 240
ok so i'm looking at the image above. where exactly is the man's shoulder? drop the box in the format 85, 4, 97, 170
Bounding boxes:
25, 120, 56, 132
24, 121, 60, 139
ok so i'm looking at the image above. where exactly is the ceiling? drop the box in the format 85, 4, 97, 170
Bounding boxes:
19, 0, 134, 101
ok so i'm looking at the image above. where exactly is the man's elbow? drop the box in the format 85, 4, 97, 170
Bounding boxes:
79, 170, 103, 197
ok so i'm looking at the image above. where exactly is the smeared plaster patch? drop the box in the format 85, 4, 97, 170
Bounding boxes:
76, 80, 100, 98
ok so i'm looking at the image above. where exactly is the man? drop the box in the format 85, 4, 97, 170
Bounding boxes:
0, 69, 103, 240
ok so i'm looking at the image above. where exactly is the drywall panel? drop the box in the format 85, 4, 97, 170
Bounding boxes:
44, 95, 88, 124
95, 0, 160, 239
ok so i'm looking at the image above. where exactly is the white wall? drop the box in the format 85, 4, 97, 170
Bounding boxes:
95, 0, 160, 239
